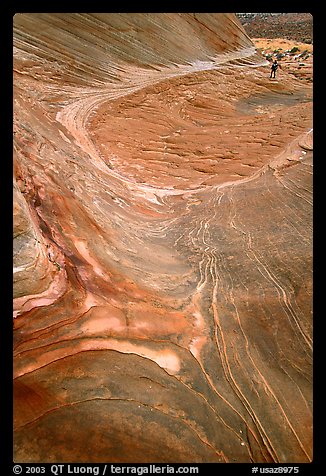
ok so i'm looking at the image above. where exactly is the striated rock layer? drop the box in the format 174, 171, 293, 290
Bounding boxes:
13, 13, 312, 463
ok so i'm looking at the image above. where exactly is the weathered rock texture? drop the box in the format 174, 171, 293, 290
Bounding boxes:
13, 13, 312, 463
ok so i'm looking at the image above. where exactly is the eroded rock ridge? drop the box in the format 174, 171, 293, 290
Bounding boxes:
13, 13, 312, 463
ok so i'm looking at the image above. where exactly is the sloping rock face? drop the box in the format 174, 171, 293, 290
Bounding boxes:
13, 13, 312, 463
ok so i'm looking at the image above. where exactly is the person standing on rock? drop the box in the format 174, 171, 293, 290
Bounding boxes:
270, 59, 281, 79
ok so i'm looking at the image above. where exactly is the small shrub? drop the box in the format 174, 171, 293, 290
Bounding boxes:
290, 46, 300, 54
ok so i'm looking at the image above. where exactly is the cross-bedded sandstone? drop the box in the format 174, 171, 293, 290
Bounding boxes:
13, 13, 312, 463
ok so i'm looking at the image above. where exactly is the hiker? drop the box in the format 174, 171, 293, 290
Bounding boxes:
270, 60, 281, 79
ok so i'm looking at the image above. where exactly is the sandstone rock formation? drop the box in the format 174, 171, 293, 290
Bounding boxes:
13, 13, 312, 463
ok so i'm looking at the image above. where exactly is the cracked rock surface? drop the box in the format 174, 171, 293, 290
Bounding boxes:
13, 13, 312, 463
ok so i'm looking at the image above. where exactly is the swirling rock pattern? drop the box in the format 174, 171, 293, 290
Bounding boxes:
13, 13, 312, 463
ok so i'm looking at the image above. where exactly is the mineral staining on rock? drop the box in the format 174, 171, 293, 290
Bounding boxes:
13, 13, 312, 463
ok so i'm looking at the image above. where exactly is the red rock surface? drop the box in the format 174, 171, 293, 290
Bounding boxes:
13, 13, 312, 463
